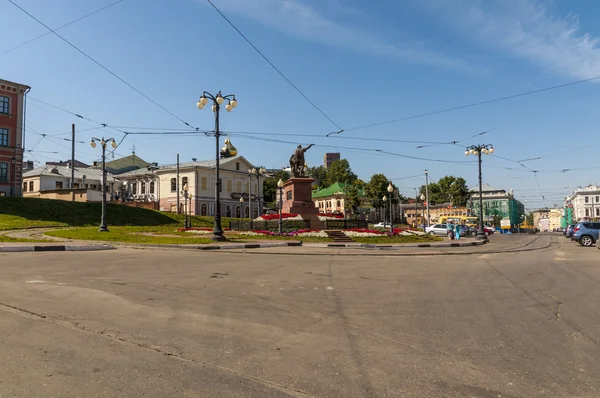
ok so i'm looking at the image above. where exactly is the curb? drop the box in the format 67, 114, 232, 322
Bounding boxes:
307, 240, 488, 249
0, 245, 114, 253
119, 241, 303, 251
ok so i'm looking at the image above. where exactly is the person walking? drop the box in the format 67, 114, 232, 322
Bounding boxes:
447, 221, 454, 240
455, 223, 461, 240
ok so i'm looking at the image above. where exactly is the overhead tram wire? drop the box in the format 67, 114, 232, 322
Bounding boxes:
1, 0, 125, 56
8, 0, 197, 130
340, 74, 600, 134
205, 0, 343, 133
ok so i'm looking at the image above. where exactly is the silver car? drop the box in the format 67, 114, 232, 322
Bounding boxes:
426, 224, 449, 236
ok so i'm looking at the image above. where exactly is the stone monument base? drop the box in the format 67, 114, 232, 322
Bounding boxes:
281, 178, 323, 229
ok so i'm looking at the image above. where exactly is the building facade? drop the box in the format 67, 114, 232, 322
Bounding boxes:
532, 208, 563, 231
22, 164, 121, 201
117, 155, 265, 217
565, 185, 600, 221
323, 152, 340, 169
312, 182, 366, 216
0, 79, 30, 197
469, 184, 525, 228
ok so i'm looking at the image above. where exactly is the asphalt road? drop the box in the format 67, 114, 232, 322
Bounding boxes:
0, 234, 599, 397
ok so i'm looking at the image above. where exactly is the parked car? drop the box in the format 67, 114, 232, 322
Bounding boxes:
374, 222, 392, 228
565, 224, 576, 239
425, 224, 449, 236
571, 222, 600, 247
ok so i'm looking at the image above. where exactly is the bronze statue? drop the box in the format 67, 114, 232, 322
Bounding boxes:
289, 144, 314, 177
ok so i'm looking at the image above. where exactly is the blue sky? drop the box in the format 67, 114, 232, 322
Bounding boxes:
3, 0, 600, 209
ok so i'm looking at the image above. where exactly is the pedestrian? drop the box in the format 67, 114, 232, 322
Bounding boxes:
447, 221, 454, 240
455, 223, 461, 240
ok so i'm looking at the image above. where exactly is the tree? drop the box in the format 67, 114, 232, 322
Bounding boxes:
419, 176, 469, 206
365, 173, 391, 209
345, 185, 361, 217
307, 166, 328, 188
326, 159, 357, 186
262, 169, 290, 208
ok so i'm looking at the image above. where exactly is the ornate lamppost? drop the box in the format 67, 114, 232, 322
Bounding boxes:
277, 178, 284, 235
182, 183, 190, 229
248, 167, 266, 217
197, 91, 238, 241
465, 144, 494, 239
382, 195, 387, 225
387, 182, 394, 232
239, 196, 244, 228
90, 137, 117, 232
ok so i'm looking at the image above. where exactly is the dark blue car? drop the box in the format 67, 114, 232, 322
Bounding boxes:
571, 222, 600, 247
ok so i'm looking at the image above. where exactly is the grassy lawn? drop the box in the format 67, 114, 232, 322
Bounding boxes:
351, 235, 442, 244
0, 234, 45, 243
45, 227, 332, 244
0, 197, 237, 231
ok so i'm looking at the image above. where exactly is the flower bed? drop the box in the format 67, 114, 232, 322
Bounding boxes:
344, 227, 426, 237
317, 212, 344, 220
255, 213, 303, 221
240, 229, 327, 238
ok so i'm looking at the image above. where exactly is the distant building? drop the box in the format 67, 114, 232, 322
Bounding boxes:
531, 208, 562, 231
312, 182, 366, 216
117, 155, 265, 216
93, 153, 148, 175
22, 165, 122, 202
46, 159, 90, 168
469, 184, 525, 227
566, 185, 600, 221
323, 152, 340, 169
0, 78, 30, 197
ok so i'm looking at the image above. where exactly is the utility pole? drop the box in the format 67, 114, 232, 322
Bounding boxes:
176, 153, 180, 214
71, 124, 75, 201
425, 169, 430, 227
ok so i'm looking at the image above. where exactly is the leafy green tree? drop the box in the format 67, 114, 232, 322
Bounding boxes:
263, 169, 290, 208
307, 166, 328, 188
419, 176, 469, 206
365, 173, 391, 209
345, 185, 361, 217
326, 159, 357, 186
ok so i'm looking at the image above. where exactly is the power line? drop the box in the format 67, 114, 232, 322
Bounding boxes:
204, 0, 343, 132
8, 0, 196, 129
1, 0, 125, 56
342, 74, 600, 133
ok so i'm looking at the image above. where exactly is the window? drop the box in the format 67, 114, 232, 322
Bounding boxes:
226, 205, 231, 217
0, 96, 9, 114
0, 128, 8, 147
55, 181, 63, 189
171, 178, 176, 192
585, 196, 589, 203
337, 200, 341, 207
245, 207, 249, 217
236, 206, 241, 217
132, 183, 137, 195
236, 181, 242, 192
150, 181, 155, 194
201, 204, 207, 216
23, 182, 27, 192
201, 177, 207, 190
597, 208, 600, 217
585, 209, 589, 217
29, 181, 33, 191
141, 182, 146, 194
182, 176, 188, 187
226, 180, 232, 193
236, 162, 240, 171
253, 208, 259, 218
596, 196, 599, 203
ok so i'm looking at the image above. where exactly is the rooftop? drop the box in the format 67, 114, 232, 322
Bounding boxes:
312, 182, 366, 198
23, 165, 118, 182
116, 155, 250, 178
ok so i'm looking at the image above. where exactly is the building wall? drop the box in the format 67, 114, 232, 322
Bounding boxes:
0, 80, 29, 197
323, 153, 340, 168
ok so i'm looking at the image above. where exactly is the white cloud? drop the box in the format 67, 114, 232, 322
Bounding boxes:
459, 0, 600, 79
199, 0, 477, 72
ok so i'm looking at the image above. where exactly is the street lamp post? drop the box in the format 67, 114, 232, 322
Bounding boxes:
465, 144, 494, 239
387, 183, 394, 232
90, 137, 117, 232
248, 167, 266, 217
197, 91, 238, 241
277, 179, 284, 235
420, 194, 426, 229
413, 188, 418, 228
382, 195, 387, 225
239, 196, 244, 229
182, 184, 189, 229
425, 169, 430, 227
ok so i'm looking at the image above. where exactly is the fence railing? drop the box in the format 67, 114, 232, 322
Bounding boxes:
229, 219, 311, 231
229, 219, 369, 231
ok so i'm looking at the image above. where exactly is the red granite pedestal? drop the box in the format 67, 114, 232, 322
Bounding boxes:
281, 178, 323, 229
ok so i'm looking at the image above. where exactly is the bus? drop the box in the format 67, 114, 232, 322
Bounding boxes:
439, 216, 479, 227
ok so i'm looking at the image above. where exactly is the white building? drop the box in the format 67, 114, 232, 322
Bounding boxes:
117, 155, 266, 217
22, 164, 121, 202
567, 185, 600, 221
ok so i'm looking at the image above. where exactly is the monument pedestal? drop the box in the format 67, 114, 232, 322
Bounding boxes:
281, 178, 323, 230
